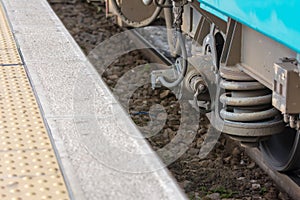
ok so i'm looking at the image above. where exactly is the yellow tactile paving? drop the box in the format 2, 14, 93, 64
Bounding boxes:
0, 3, 22, 65
0, 2, 70, 200
0, 174, 68, 200
0, 48, 22, 64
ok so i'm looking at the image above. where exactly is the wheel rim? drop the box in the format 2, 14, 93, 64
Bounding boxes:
110, 0, 163, 27
260, 127, 300, 172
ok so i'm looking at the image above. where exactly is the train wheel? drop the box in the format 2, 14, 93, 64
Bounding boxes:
110, 0, 164, 27
260, 127, 300, 172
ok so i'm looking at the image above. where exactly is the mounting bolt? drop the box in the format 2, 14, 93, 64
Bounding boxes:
283, 113, 289, 123
142, 0, 153, 5
290, 115, 297, 128
297, 120, 300, 130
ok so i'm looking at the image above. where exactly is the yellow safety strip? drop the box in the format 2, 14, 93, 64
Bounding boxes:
0, 3, 70, 200
0, 6, 21, 65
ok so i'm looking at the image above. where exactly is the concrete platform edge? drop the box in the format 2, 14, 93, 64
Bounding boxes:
1, 0, 188, 199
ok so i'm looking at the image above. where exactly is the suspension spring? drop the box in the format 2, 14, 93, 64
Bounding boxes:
219, 66, 284, 145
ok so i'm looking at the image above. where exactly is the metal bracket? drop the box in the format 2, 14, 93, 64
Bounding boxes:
203, 24, 218, 71
272, 62, 300, 114
150, 65, 183, 99
151, 69, 174, 89
151, 57, 184, 87
189, 88, 210, 113
297, 53, 300, 77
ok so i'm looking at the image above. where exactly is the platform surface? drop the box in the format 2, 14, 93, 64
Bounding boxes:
0, 0, 187, 199
0, 2, 70, 199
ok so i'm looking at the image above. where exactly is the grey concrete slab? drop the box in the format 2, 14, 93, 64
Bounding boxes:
47, 118, 185, 200
1, 0, 188, 199
4, 0, 50, 12
23, 60, 87, 117
15, 32, 86, 62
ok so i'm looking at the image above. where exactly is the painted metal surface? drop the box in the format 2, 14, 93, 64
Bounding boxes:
198, 0, 300, 53
200, 3, 227, 21
0, 2, 70, 199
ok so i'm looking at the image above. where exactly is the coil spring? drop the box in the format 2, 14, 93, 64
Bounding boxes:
219, 66, 279, 125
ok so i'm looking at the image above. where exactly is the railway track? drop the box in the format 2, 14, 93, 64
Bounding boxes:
246, 148, 300, 200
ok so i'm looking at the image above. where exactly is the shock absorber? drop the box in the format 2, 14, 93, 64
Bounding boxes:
219, 66, 284, 146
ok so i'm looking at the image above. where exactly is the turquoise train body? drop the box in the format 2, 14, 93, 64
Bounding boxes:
198, 0, 300, 53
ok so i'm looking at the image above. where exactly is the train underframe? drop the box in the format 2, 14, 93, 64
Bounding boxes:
106, 0, 300, 172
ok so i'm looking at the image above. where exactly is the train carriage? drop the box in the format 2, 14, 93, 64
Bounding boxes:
106, 0, 300, 172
